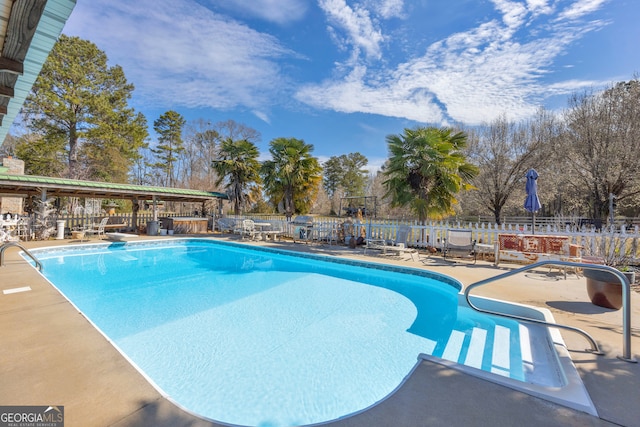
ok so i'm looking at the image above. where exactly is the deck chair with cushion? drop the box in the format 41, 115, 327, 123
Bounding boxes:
443, 229, 476, 263
365, 225, 419, 261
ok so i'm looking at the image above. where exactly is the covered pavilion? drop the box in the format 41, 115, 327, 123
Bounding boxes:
0, 172, 228, 230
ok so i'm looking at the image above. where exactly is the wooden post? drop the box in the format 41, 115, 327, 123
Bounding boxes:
132, 197, 139, 232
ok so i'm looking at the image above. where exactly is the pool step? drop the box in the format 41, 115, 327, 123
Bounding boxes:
490, 325, 511, 376
441, 324, 526, 380
465, 327, 487, 369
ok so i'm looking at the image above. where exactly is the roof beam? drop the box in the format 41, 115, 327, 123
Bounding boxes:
0, 57, 23, 75
0, 85, 15, 98
0, 173, 228, 202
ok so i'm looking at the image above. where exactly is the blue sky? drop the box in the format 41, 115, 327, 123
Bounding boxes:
61, 0, 639, 170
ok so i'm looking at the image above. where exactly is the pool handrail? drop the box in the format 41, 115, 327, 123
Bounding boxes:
464, 260, 636, 363
0, 241, 43, 271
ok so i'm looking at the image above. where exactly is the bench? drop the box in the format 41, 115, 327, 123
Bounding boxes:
262, 230, 283, 241
103, 223, 127, 231
495, 234, 581, 277
103, 217, 128, 232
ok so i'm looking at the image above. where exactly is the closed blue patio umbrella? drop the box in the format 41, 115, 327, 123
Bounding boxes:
524, 169, 542, 234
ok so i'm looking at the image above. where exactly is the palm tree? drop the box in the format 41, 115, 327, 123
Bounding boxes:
261, 137, 322, 218
383, 127, 478, 222
211, 138, 261, 214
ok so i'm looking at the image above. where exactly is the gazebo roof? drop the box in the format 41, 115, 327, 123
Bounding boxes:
0, 173, 228, 202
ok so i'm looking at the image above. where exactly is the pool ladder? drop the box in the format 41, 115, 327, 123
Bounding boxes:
0, 241, 43, 271
464, 260, 636, 363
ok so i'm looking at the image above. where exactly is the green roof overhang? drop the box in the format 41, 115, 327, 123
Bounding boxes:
0, 173, 228, 202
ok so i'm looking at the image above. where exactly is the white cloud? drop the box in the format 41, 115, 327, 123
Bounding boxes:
63, 0, 294, 111
63, 0, 614, 131
319, 0, 385, 60
558, 0, 609, 21
298, 0, 611, 125
526, 0, 553, 16
296, 65, 444, 122
252, 110, 271, 124
374, 0, 405, 19
491, 0, 528, 29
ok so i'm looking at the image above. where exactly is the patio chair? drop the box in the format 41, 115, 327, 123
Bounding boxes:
443, 229, 476, 263
0, 218, 20, 242
240, 219, 260, 240
84, 217, 109, 239
365, 225, 419, 261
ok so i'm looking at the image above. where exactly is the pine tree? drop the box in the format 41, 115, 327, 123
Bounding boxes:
22, 35, 148, 181
151, 110, 186, 187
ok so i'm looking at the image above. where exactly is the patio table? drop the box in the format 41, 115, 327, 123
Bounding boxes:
252, 222, 272, 240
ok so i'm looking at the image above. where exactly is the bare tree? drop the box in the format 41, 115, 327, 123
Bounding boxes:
557, 79, 640, 220
367, 168, 413, 220
130, 146, 156, 185
466, 110, 554, 224
213, 119, 261, 143
175, 118, 262, 197
179, 119, 220, 190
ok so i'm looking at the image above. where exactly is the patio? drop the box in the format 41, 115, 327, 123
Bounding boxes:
1, 235, 638, 427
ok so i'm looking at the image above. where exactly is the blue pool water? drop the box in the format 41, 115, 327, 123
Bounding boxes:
34, 239, 545, 426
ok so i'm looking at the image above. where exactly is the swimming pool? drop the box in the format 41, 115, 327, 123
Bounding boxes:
31, 239, 595, 425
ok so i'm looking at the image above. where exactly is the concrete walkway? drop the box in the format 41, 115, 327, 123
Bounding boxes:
1, 236, 638, 427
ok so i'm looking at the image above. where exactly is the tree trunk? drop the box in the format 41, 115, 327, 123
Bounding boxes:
68, 123, 79, 179
285, 185, 294, 218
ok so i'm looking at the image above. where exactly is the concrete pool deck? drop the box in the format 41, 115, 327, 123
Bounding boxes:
1, 235, 638, 427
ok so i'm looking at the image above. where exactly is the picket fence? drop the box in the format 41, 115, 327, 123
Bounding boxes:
57, 212, 185, 233
52, 212, 640, 260
246, 214, 640, 260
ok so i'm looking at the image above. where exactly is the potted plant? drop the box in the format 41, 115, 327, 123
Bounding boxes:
582, 235, 637, 310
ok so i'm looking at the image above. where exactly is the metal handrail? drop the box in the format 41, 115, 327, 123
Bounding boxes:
464, 260, 636, 363
0, 241, 43, 271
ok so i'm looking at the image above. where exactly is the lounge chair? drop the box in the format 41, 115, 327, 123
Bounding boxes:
216, 217, 238, 233
84, 217, 109, 239
365, 225, 419, 261
443, 229, 476, 263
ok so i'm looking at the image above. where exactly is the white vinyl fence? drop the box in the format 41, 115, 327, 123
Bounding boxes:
30, 212, 640, 262
243, 214, 640, 261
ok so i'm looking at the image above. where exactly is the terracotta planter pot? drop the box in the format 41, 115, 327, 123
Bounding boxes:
584, 268, 635, 310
